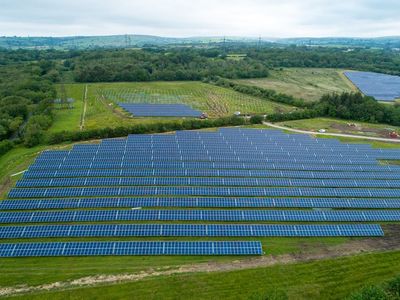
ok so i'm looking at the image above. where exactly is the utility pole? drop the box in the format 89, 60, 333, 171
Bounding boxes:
125, 34, 129, 48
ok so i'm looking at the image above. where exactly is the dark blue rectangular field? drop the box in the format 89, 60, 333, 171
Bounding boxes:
344, 71, 400, 101
119, 103, 202, 117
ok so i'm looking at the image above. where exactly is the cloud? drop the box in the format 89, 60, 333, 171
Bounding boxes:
0, 0, 399, 37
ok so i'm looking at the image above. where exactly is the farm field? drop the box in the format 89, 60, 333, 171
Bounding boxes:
236, 68, 356, 101
276, 117, 400, 139
48, 81, 294, 133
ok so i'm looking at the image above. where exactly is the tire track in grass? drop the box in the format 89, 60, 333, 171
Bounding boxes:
79, 85, 88, 130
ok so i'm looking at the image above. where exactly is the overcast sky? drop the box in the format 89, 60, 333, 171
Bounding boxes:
1, 0, 399, 37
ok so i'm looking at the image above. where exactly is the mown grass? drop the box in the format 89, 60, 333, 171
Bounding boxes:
47, 84, 85, 134
9, 251, 400, 300
0, 145, 71, 198
236, 68, 356, 102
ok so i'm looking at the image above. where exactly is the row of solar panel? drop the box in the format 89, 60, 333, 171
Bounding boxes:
9, 187, 400, 198
23, 169, 400, 180
60, 143, 385, 151
15, 177, 400, 188
0, 241, 262, 257
58, 150, 399, 160
28, 162, 398, 172
2, 197, 400, 210
47, 144, 398, 157
68, 142, 375, 150
0, 224, 384, 238
1, 209, 400, 223
34, 155, 381, 164
94, 149, 391, 158
31, 157, 380, 166
34, 151, 384, 159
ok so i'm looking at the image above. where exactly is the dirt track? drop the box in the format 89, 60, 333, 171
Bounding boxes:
263, 122, 400, 143
1, 224, 400, 297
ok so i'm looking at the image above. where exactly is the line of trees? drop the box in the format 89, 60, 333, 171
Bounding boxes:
47, 116, 248, 144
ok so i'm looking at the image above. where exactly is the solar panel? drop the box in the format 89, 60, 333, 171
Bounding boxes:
0, 241, 262, 257
4, 127, 400, 253
0, 224, 383, 238
2, 197, 399, 210
8, 186, 400, 198
344, 71, 400, 101
14, 177, 400, 188
119, 103, 202, 117
0, 209, 399, 223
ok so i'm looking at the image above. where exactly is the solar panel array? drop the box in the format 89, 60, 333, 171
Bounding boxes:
2, 128, 400, 257
0, 241, 261, 257
0, 224, 383, 239
344, 71, 400, 101
119, 103, 202, 117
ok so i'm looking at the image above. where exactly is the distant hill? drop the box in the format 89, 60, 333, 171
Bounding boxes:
0, 35, 399, 50
269, 37, 400, 49
0, 35, 256, 50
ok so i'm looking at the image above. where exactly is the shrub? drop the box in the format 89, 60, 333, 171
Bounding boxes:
250, 115, 265, 124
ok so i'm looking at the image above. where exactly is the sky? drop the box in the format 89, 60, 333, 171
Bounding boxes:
0, 0, 399, 38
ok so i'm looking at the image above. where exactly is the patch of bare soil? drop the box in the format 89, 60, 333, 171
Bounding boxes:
2, 224, 400, 297
330, 123, 389, 138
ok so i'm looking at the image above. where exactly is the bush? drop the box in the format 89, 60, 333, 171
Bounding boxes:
266, 109, 319, 122
386, 275, 400, 298
0, 139, 14, 157
348, 286, 388, 300
250, 115, 265, 124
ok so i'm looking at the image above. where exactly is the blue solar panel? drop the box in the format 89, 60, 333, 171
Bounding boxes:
4, 127, 400, 251
0, 241, 262, 257
344, 71, 400, 101
14, 177, 400, 188
0, 224, 383, 238
2, 197, 399, 210
8, 186, 400, 198
0, 209, 399, 223
119, 103, 202, 117
22, 169, 400, 180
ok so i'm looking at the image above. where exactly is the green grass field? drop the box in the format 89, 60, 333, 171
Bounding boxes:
47, 81, 294, 133
236, 68, 357, 102
8, 251, 400, 300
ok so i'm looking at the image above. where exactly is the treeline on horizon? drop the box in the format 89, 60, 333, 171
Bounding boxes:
1, 45, 400, 81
